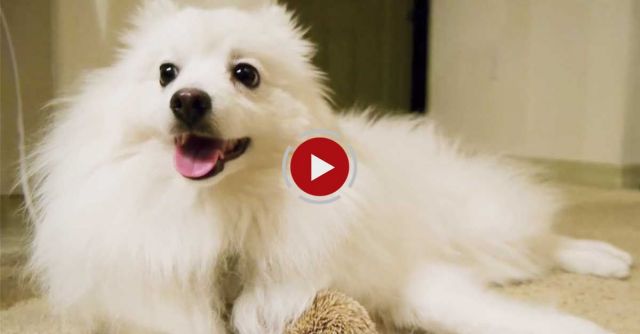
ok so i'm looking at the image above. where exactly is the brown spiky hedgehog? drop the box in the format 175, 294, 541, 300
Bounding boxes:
285, 290, 377, 334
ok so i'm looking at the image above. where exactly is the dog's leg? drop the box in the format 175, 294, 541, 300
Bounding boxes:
555, 237, 632, 278
392, 264, 611, 334
231, 280, 316, 334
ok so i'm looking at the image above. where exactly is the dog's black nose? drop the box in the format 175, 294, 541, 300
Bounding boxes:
170, 88, 212, 127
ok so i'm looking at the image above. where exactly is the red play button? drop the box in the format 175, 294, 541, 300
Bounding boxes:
289, 137, 350, 197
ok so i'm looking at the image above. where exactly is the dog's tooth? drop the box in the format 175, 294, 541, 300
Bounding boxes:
179, 134, 188, 146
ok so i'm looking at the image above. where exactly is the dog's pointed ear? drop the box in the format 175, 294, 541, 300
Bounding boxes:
201, 0, 275, 8
131, 0, 179, 27
259, 4, 316, 59
260, 3, 300, 30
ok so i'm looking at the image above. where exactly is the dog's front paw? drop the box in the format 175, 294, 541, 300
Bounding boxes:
232, 284, 315, 334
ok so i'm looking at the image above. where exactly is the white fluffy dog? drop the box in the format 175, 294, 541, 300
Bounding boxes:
28, 1, 632, 333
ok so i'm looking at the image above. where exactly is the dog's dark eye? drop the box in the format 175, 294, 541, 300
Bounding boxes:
159, 63, 179, 87
232, 63, 260, 89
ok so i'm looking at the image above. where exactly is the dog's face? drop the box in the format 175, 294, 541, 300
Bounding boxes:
100, 1, 332, 186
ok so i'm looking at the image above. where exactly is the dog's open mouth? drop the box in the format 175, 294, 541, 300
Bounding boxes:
174, 134, 251, 180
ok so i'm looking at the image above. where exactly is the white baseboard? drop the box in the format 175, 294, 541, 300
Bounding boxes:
522, 158, 640, 190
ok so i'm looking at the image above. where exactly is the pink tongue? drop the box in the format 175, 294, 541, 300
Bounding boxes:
174, 145, 222, 179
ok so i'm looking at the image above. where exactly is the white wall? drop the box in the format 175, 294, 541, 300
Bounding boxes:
1, 0, 53, 194
429, 0, 640, 166
622, 1, 640, 165
52, 0, 137, 92
1, 0, 132, 195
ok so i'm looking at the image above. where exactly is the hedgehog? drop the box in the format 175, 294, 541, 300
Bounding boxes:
286, 290, 377, 334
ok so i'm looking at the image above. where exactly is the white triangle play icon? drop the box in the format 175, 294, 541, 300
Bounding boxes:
311, 154, 334, 181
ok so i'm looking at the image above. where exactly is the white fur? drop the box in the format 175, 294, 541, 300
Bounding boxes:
28, 2, 632, 333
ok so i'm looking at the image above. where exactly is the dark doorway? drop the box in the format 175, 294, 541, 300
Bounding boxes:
410, 0, 429, 113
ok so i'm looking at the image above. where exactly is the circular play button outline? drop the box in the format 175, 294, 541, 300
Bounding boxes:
282, 130, 356, 203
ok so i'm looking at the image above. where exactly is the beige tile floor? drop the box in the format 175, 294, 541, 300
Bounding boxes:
1, 185, 639, 333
